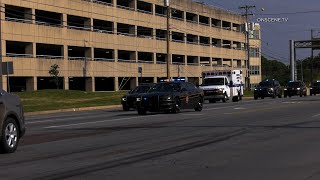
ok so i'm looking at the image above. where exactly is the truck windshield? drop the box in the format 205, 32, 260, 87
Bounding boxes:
203, 78, 224, 86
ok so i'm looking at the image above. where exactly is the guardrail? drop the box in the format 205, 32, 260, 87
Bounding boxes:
94, 58, 115, 62
36, 55, 64, 59
6, 53, 33, 58
91, 0, 113, 7
35, 21, 63, 28
5, 17, 33, 24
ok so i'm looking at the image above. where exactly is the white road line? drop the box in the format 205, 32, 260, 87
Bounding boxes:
27, 113, 121, 124
43, 115, 164, 129
181, 114, 203, 116
312, 114, 320, 118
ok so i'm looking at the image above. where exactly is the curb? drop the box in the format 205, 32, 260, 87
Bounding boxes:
25, 105, 122, 117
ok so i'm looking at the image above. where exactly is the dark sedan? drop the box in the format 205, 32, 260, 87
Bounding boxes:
254, 79, 282, 99
0, 90, 25, 153
121, 83, 154, 111
136, 82, 204, 115
284, 81, 307, 97
310, 81, 320, 96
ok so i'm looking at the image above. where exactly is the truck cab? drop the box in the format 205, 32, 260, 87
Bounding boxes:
200, 70, 243, 103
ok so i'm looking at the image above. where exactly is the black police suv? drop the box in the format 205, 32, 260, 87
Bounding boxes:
310, 81, 320, 96
136, 82, 204, 115
284, 81, 307, 98
121, 83, 154, 111
254, 79, 282, 99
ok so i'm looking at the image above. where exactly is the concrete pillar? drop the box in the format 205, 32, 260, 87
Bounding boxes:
26, 77, 37, 91
152, 4, 155, 15
2, 77, 7, 92
113, 0, 117, 6
153, 77, 157, 83
32, 43, 36, 57
26, 43, 34, 57
130, 0, 137, 10
134, 77, 139, 87
91, 47, 95, 61
131, 51, 137, 62
114, 22, 117, 34
26, 9, 34, 23
63, 77, 69, 90
85, 77, 95, 92
153, 53, 156, 64
114, 49, 118, 62
114, 77, 119, 91
62, 14, 67, 27
63, 45, 68, 61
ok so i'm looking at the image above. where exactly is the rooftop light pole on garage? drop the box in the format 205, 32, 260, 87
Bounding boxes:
166, 0, 171, 81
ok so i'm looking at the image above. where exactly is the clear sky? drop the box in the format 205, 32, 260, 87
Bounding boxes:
202, 0, 320, 64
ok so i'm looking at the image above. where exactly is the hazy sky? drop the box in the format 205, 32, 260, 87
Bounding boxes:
202, 0, 320, 64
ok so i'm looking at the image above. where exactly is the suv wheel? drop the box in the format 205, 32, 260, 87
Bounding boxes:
222, 93, 228, 103
172, 98, 181, 113
137, 108, 146, 115
0, 118, 19, 153
194, 97, 203, 111
209, 99, 216, 103
122, 104, 130, 111
254, 96, 258, 100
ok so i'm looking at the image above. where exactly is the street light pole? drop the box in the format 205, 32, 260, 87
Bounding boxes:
166, 0, 171, 81
0, 4, 3, 89
239, 5, 255, 90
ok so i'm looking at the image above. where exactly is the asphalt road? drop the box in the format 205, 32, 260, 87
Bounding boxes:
2, 96, 320, 180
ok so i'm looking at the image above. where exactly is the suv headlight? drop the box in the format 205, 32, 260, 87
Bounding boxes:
297, 88, 301, 90
219, 88, 224, 91
122, 97, 126, 101
284, 88, 287, 91
136, 97, 141, 101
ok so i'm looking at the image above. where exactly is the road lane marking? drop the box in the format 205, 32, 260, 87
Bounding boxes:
312, 114, 320, 118
27, 113, 128, 124
43, 115, 165, 129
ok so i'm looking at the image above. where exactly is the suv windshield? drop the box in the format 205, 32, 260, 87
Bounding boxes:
203, 78, 224, 86
130, 85, 151, 94
287, 82, 301, 88
259, 81, 272, 87
312, 82, 320, 87
148, 83, 180, 93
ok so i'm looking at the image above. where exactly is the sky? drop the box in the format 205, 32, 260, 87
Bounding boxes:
202, 0, 320, 64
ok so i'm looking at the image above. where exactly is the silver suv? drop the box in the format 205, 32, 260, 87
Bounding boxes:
0, 90, 25, 153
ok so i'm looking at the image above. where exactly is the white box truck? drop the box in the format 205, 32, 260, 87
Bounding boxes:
200, 70, 244, 103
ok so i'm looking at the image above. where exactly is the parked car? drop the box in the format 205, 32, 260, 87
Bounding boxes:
0, 90, 25, 153
121, 83, 154, 111
254, 79, 282, 99
136, 82, 204, 115
310, 81, 320, 96
284, 81, 307, 97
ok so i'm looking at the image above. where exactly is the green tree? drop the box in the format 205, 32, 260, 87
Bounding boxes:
49, 64, 60, 89
261, 56, 290, 86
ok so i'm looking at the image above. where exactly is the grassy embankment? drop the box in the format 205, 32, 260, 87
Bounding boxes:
15, 90, 126, 112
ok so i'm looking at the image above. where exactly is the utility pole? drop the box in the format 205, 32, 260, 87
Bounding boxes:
300, 60, 304, 82
83, 40, 87, 79
0, 4, 3, 89
166, 0, 171, 81
311, 29, 314, 83
239, 5, 255, 90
